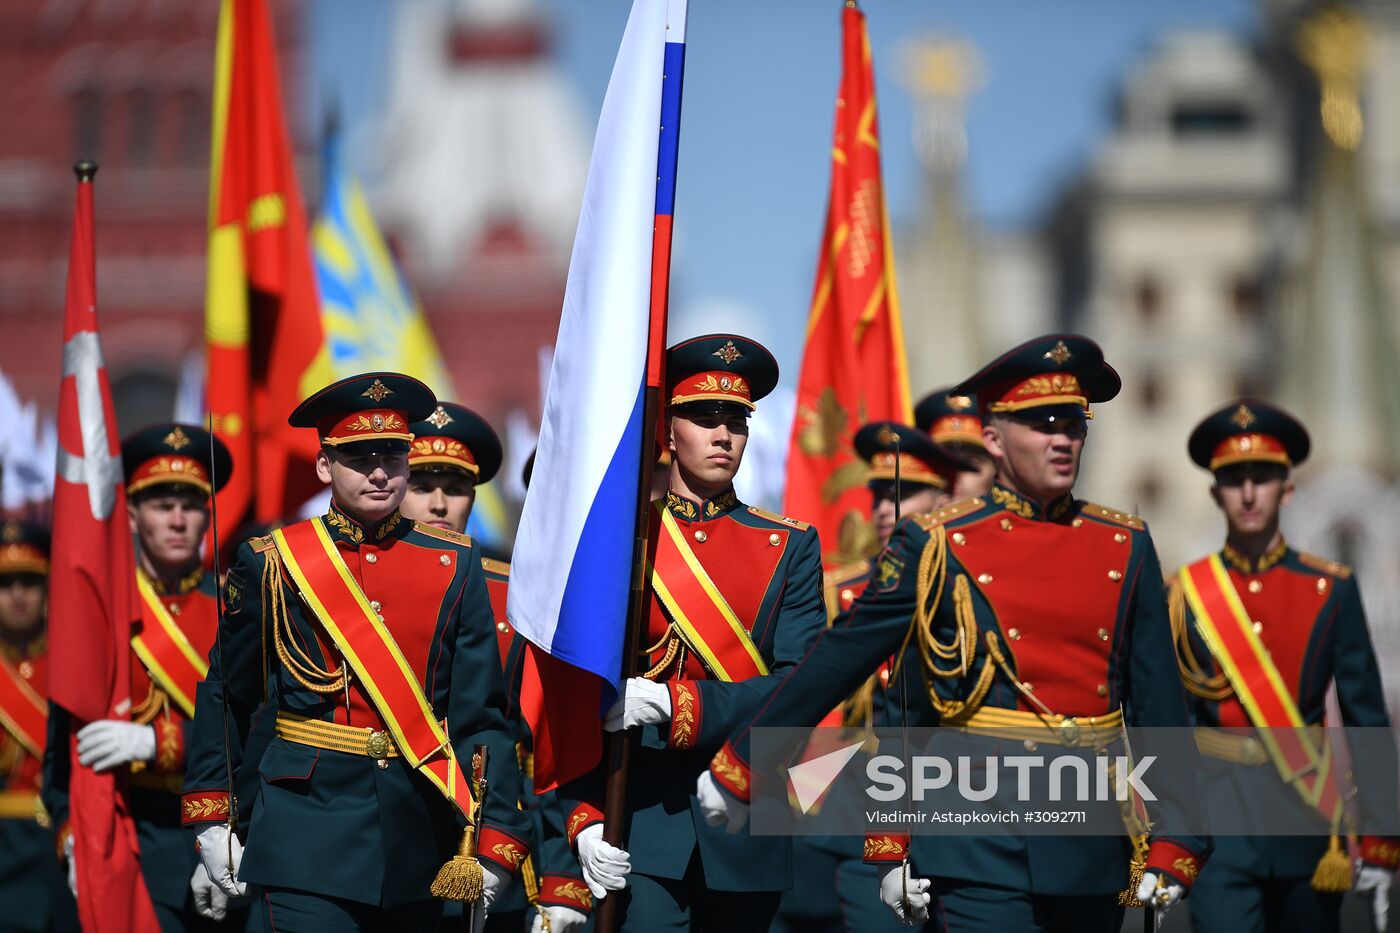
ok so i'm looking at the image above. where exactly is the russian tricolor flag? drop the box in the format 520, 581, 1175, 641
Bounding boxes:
508, 0, 687, 792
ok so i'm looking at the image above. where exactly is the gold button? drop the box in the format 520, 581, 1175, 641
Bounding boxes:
377, 759, 389, 770
1097, 684, 1108, 697
1247, 580, 1262, 594
1007, 628, 1021, 641
1114, 533, 1126, 544
840, 588, 854, 603
1097, 628, 1109, 641
878, 669, 890, 686
1023, 739, 1038, 752
168, 602, 181, 616
1108, 570, 1122, 582
694, 530, 708, 543
1023, 682, 1034, 692
977, 573, 993, 584
440, 554, 451, 566
1072, 518, 1084, 528
952, 532, 967, 545
370, 600, 382, 613
1316, 578, 1328, 595
769, 533, 781, 546
365, 553, 378, 564
1252, 621, 1263, 634
497, 622, 510, 633
1000, 518, 1013, 532
18, 661, 32, 680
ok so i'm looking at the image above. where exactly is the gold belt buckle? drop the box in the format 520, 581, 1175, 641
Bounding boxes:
366, 730, 392, 769
1059, 717, 1082, 747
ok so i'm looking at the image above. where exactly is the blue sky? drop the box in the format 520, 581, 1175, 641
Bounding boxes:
308, 0, 1256, 380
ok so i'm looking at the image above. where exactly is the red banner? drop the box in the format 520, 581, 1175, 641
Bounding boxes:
783, 4, 911, 567
206, 0, 332, 533
47, 163, 159, 933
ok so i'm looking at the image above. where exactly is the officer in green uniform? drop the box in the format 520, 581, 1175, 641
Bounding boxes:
777, 423, 968, 933
401, 402, 591, 933
45, 423, 242, 931
561, 334, 828, 932
0, 521, 78, 932
698, 335, 1211, 933
1170, 400, 1397, 933
182, 373, 532, 933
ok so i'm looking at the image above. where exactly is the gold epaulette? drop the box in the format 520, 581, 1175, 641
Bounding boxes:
824, 559, 870, 588
746, 506, 810, 531
481, 556, 511, 577
1078, 502, 1146, 531
413, 522, 473, 547
250, 534, 276, 554
917, 496, 987, 530
1297, 552, 1352, 579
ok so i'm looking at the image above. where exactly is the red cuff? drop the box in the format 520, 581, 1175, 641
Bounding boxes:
863, 833, 911, 863
565, 803, 605, 849
181, 790, 231, 827
539, 874, 593, 913
710, 741, 751, 802
477, 825, 530, 875
1361, 836, 1400, 870
1146, 839, 1204, 891
153, 718, 185, 773
668, 681, 701, 750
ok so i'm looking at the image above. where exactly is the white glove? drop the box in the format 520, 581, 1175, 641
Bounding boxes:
63, 833, 76, 899
196, 824, 247, 897
190, 862, 229, 921
1355, 863, 1392, 932
466, 859, 512, 933
530, 905, 589, 933
575, 823, 630, 900
603, 678, 672, 732
696, 769, 748, 834
76, 720, 156, 771
879, 862, 932, 925
1136, 870, 1184, 913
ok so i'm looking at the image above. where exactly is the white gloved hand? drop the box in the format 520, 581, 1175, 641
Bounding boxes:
530, 905, 589, 933
75, 720, 156, 771
63, 833, 76, 899
190, 862, 229, 921
574, 823, 630, 900
696, 769, 748, 834
467, 859, 512, 933
196, 824, 247, 897
603, 678, 672, 732
1354, 863, 1392, 932
1136, 871, 1184, 913
879, 862, 932, 925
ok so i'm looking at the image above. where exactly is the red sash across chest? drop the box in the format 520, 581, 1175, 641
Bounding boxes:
132, 578, 217, 719
953, 516, 1128, 716
645, 509, 786, 682
1209, 565, 1317, 729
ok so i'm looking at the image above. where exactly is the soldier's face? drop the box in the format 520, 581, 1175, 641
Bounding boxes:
669, 411, 749, 492
870, 483, 948, 544
401, 470, 477, 534
128, 489, 210, 571
316, 447, 409, 523
983, 412, 1085, 502
951, 451, 997, 500
1211, 463, 1293, 535
0, 574, 45, 637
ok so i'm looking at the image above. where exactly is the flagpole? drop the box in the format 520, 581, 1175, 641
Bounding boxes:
597, 5, 687, 930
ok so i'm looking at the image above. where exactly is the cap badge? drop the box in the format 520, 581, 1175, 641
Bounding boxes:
362, 379, 393, 403
712, 340, 744, 365
1231, 404, 1257, 429
1043, 340, 1073, 366
719, 376, 733, 391
371, 414, 385, 432
432, 439, 447, 453
876, 425, 900, 449
948, 394, 973, 411
1, 523, 18, 543
163, 426, 191, 451
426, 406, 453, 429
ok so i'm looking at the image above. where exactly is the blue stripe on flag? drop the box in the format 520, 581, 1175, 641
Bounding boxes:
655, 42, 686, 217
547, 381, 646, 692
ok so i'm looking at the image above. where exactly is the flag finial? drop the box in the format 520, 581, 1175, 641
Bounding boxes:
73, 160, 98, 183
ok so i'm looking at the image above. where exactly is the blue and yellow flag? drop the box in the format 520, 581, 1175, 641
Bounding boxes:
312, 129, 452, 395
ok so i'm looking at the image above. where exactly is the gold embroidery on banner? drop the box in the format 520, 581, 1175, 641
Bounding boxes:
163, 426, 192, 450
361, 379, 393, 402
796, 387, 848, 458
